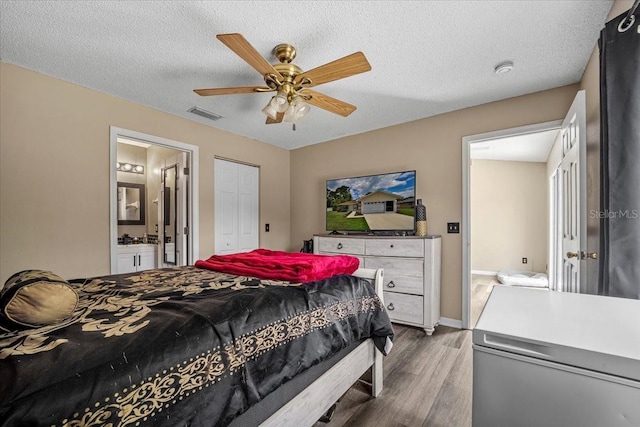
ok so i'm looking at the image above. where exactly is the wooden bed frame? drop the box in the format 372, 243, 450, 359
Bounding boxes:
261, 267, 385, 426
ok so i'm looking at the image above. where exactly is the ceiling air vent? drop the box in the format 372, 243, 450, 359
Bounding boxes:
188, 106, 223, 121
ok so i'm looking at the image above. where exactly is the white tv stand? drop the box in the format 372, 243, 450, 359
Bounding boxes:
314, 234, 441, 335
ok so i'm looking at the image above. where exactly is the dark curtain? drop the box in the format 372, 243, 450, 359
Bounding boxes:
599, 5, 640, 299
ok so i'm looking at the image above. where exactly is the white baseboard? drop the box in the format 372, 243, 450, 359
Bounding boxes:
438, 317, 462, 329
472, 270, 498, 276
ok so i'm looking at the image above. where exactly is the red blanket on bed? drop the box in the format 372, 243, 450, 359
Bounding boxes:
194, 249, 360, 282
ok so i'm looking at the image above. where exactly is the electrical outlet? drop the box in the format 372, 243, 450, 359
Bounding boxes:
265, 223, 270, 232
522, 257, 528, 264
447, 222, 460, 233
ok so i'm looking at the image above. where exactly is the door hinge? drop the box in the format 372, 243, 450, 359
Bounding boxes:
183, 167, 190, 176
184, 226, 189, 235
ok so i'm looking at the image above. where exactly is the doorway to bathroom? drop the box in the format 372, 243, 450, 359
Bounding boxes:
109, 127, 199, 274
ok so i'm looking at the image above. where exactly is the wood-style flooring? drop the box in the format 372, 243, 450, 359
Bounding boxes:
314, 325, 473, 427
314, 277, 502, 426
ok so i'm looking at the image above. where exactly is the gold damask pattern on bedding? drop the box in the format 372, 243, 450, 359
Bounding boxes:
0, 268, 302, 358
57, 295, 381, 427
0, 266, 393, 427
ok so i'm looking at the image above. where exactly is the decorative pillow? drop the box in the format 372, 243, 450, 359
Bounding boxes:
0, 270, 78, 329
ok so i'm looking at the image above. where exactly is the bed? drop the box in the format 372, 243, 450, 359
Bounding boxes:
496, 270, 549, 288
0, 251, 393, 427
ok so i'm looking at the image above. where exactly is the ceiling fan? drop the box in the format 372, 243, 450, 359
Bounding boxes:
194, 33, 372, 124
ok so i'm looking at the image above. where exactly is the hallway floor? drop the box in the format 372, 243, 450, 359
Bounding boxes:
471, 274, 500, 328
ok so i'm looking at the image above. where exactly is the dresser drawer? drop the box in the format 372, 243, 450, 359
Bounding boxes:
383, 292, 424, 325
365, 239, 424, 257
317, 237, 365, 255
364, 257, 424, 295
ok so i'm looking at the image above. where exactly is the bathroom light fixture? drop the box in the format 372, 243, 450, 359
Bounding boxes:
494, 61, 514, 75
116, 162, 145, 174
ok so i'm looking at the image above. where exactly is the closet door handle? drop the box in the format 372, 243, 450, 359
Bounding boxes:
133, 255, 137, 267
387, 281, 396, 288
387, 303, 395, 311
138, 255, 141, 266
337, 243, 343, 250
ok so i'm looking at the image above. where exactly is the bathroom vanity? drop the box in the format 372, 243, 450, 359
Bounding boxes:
116, 244, 156, 274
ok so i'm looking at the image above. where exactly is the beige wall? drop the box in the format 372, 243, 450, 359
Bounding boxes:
579, 0, 632, 294
290, 84, 579, 320
471, 160, 547, 273
0, 62, 291, 285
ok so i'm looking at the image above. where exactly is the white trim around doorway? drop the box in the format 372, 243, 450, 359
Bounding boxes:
461, 120, 562, 329
109, 126, 199, 274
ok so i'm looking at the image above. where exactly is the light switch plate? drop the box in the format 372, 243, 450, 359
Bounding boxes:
447, 222, 460, 233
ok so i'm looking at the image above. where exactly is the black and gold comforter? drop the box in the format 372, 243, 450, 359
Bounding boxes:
0, 267, 393, 426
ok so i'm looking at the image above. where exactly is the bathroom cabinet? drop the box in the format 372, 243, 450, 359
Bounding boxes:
117, 244, 156, 274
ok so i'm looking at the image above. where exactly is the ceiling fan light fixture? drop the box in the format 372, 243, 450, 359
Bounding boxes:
283, 104, 297, 122
271, 91, 289, 113
295, 102, 311, 120
262, 101, 278, 120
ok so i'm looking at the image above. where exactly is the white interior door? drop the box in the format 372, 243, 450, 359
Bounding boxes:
559, 90, 586, 293
549, 167, 561, 291
214, 158, 259, 255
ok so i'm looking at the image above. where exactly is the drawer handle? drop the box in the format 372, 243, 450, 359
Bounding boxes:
387, 303, 395, 311
390, 244, 394, 248
387, 281, 396, 288
337, 243, 343, 250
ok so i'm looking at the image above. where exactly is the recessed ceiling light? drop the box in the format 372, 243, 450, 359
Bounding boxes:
494, 61, 514, 75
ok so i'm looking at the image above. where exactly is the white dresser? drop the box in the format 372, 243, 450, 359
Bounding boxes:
314, 235, 441, 335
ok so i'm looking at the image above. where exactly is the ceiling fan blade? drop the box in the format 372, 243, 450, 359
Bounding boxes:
295, 52, 371, 88
194, 86, 271, 96
301, 89, 357, 117
217, 33, 283, 79
266, 112, 284, 124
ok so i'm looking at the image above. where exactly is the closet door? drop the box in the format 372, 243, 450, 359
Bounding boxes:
214, 158, 259, 255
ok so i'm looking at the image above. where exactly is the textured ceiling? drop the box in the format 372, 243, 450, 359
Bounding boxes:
0, 1, 612, 150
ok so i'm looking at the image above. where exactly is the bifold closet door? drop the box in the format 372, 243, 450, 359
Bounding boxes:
214, 158, 259, 255
599, 6, 640, 299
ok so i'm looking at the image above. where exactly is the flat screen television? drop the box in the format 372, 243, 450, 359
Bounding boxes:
326, 170, 416, 234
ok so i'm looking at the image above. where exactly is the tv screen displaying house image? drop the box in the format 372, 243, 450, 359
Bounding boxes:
326, 170, 416, 233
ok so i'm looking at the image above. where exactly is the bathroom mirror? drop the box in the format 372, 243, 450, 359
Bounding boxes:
117, 182, 146, 225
